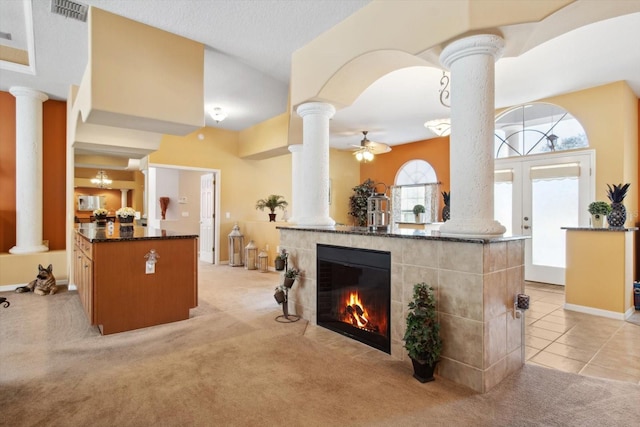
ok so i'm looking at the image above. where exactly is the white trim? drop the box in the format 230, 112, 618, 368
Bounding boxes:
564, 302, 634, 320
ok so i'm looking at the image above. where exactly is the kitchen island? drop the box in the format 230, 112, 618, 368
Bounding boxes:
74, 224, 198, 335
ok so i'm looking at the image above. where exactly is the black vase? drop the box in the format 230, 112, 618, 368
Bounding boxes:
411, 358, 437, 383
608, 203, 626, 228
442, 205, 450, 222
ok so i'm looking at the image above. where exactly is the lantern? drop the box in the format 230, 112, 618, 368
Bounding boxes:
367, 183, 390, 232
245, 240, 258, 270
227, 223, 244, 267
258, 249, 269, 273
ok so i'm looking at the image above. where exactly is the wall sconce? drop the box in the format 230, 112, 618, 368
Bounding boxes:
209, 107, 228, 123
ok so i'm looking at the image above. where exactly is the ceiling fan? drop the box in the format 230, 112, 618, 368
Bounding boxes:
351, 131, 392, 162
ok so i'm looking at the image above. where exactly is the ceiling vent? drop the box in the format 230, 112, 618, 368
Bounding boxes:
51, 0, 88, 22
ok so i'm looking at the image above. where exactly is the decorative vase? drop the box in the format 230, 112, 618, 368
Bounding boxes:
268, 213, 277, 222
608, 202, 626, 228
95, 214, 107, 225
283, 277, 295, 289
591, 214, 604, 228
159, 197, 170, 220
411, 358, 437, 383
442, 205, 450, 222
119, 216, 134, 224
275, 258, 285, 271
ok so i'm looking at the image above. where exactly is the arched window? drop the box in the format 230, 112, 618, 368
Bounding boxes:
391, 160, 440, 223
495, 103, 588, 158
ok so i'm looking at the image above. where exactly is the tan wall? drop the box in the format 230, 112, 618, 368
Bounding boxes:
238, 112, 290, 159
329, 148, 361, 225
541, 82, 638, 226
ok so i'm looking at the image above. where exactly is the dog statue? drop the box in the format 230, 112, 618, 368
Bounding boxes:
15, 264, 58, 295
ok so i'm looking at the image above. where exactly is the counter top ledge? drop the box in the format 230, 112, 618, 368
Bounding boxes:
561, 227, 639, 232
76, 224, 198, 242
277, 225, 528, 244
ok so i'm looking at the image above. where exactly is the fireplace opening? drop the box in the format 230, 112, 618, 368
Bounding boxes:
317, 244, 391, 353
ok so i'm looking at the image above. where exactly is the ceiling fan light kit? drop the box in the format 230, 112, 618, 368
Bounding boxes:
352, 131, 391, 162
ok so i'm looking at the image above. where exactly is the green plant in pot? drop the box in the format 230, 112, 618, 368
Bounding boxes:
274, 248, 288, 271
412, 204, 425, 223
255, 194, 288, 222
348, 178, 376, 227
606, 183, 630, 228
283, 267, 300, 289
403, 282, 442, 383
588, 201, 612, 228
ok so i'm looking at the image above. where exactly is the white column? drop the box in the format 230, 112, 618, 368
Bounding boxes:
287, 144, 304, 224
295, 102, 336, 226
9, 87, 49, 254
120, 189, 129, 208
438, 35, 506, 237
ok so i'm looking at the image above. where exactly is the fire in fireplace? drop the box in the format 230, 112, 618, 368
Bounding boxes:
317, 244, 391, 353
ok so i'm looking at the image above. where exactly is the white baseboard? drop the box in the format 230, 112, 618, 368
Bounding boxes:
564, 302, 634, 320
0, 279, 70, 293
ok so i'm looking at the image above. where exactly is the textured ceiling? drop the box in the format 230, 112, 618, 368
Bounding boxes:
0, 0, 639, 154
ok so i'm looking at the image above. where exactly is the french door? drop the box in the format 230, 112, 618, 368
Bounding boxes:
495, 151, 594, 285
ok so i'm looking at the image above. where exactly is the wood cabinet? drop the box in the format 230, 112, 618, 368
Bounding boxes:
74, 228, 198, 334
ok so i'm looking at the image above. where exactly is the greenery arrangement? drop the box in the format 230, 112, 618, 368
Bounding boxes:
348, 178, 376, 226
403, 282, 442, 366
412, 204, 425, 215
255, 195, 288, 213
276, 248, 288, 261
284, 268, 300, 279
588, 201, 612, 216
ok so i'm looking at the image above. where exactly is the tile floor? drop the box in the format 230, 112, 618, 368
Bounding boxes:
524, 281, 640, 384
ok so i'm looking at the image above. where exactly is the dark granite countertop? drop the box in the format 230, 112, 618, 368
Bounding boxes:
277, 224, 528, 244
76, 223, 198, 243
561, 227, 639, 232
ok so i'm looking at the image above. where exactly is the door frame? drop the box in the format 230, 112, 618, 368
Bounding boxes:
495, 149, 595, 284
147, 163, 221, 265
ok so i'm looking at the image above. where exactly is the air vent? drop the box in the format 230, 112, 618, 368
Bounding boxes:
0, 31, 12, 41
51, 0, 88, 22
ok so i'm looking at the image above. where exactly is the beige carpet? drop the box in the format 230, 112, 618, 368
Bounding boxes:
1, 264, 639, 427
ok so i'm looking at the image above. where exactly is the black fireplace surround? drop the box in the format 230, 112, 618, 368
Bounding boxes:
316, 244, 391, 353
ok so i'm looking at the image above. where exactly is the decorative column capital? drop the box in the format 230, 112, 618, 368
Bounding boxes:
288, 144, 304, 153
296, 102, 336, 119
440, 34, 505, 69
9, 86, 48, 102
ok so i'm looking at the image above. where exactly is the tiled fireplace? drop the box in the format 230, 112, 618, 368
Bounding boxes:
278, 226, 527, 393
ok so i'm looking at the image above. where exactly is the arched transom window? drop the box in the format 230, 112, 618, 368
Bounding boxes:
495, 103, 588, 159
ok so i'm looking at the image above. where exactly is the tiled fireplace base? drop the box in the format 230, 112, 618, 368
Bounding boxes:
278, 226, 527, 393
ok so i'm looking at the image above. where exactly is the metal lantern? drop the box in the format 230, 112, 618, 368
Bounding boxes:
227, 223, 244, 267
258, 249, 269, 273
367, 183, 390, 232
245, 240, 258, 270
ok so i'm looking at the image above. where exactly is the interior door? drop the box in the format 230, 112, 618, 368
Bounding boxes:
495, 152, 593, 285
199, 173, 215, 263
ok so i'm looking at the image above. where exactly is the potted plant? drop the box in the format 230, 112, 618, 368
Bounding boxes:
348, 178, 376, 226
255, 194, 288, 222
588, 201, 612, 228
116, 207, 136, 224
283, 267, 300, 289
412, 204, 425, 223
93, 208, 108, 225
606, 183, 631, 228
274, 248, 288, 271
403, 282, 442, 383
